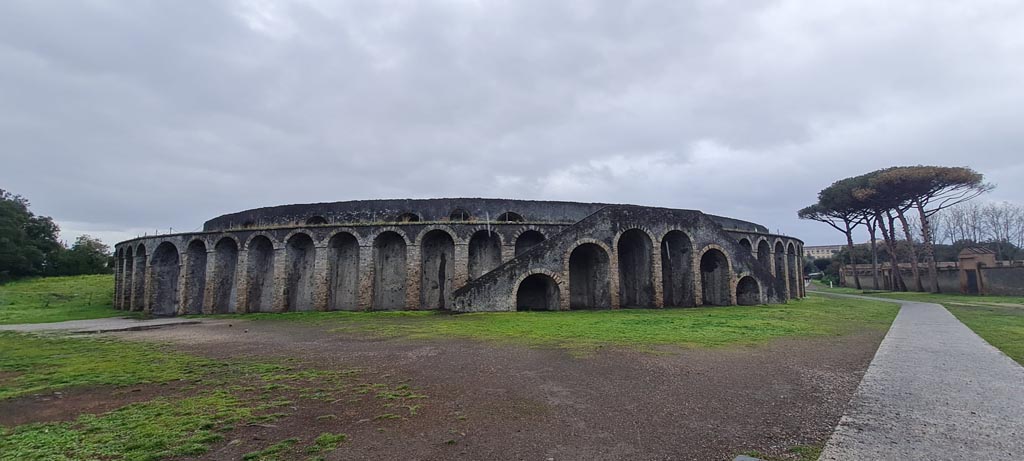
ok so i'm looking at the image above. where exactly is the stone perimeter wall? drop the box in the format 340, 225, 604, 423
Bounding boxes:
113, 204, 804, 316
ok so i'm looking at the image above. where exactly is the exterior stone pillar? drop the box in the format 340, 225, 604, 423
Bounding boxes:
271, 247, 288, 312
234, 249, 250, 313
609, 251, 621, 309
312, 244, 331, 311
142, 260, 154, 315
691, 255, 702, 306
501, 244, 515, 264
405, 244, 421, 309
201, 249, 218, 314
651, 240, 664, 308
357, 245, 374, 310
175, 251, 188, 315
453, 243, 469, 291
122, 258, 133, 310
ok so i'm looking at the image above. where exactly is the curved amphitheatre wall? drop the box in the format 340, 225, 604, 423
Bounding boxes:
113, 198, 805, 316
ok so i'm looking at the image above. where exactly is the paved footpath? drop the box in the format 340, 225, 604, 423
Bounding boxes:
0, 317, 200, 333
819, 294, 1024, 461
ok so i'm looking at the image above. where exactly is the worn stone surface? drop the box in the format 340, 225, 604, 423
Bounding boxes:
113, 199, 804, 315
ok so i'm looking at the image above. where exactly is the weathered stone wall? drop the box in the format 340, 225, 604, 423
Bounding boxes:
114, 201, 802, 316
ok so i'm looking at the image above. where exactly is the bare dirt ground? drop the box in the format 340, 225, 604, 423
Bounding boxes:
4, 320, 886, 460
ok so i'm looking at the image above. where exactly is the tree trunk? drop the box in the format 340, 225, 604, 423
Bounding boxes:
866, 218, 880, 290
896, 208, 924, 291
915, 199, 940, 293
844, 221, 862, 290
884, 212, 907, 291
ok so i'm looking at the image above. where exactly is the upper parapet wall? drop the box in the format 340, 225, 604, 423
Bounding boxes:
202, 198, 770, 234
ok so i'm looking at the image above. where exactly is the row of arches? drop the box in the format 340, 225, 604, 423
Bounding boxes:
514, 231, 802, 311
116, 227, 801, 315
285, 210, 531, 227
115, 226, 549, 314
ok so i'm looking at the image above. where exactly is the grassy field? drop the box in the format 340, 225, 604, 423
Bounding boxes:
0, 275, 125, 325
0, 332, 421, 460
240, 294, 898, 353
811, 281, 1024, 364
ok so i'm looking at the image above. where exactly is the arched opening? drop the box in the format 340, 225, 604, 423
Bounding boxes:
787, 242, 799, 299
738, 238, 752, 254
132, 244, 147, 311
449, 208, 471, 221
617, 229, 654, 308
700, 249, 731, 306
736, 276, 761, 306
468, 230, 501, 279
247, 236, 276, 313
151, 242, 180, 316
497, 212, 525, 223
774, 241, 787, 298
373, 231, 407, 310
569, 243, 611, 309
213, 238, 239, 313
661, 231, 693, 307
184, 240, 207, 315
327, 232, 359, 310
420, 230, 454, 309
516, 274, 560, 311
306, 216, 328, 226
285, 233, 316, 312
396, 212, 420, 223
757, 240, 771, 269
123, 247, 134, 310
515, 230, 545, 256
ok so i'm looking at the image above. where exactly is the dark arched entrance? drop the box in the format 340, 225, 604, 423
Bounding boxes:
516, 274, 560, 311
569, 243, 611, 309
700, 249, 731, 306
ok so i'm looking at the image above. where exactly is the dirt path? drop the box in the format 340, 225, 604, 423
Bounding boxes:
87, 319, 886, 461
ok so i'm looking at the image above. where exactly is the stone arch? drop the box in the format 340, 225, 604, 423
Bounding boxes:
616, 229, 655, 308
373, 231, 407, 310
306, 216, 328, 225
420, 229, 455, 309
184, 239, 207, 315
514, 229, 546, 256
150, 242, 181, 316
568, 242, 611, 309
699, 247, 732, 306
738, 238, 752, 254
736, 276, 761, 306
449, 208, 471, 221
326, 232, 359, 311
497, 211, 525, 223
774, 240, 787, 296
212, 237, 239, 313
396, 212, 421, 223
131, 243, 147, 311
414, 225, 461, 246
661, 230, 694, 307
285, 232, 316, 311
468, 229, 502, 279
246, 235, 276, 313
787, 242, 799, 298
516, 273, 560, 311
757, 239, 772, 269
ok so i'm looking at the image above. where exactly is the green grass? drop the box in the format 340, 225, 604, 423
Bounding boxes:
811, 281, 1024, 364
0, 275, 126, 324
0, 392, 250, 461
0, 331, 425, 460
242, 295, 898, 353
0, 332, 214, 399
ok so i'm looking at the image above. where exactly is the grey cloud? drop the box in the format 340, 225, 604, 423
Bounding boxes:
1, 0, 1022, 247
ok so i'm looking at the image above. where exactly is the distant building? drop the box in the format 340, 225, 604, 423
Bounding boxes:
805, 244, 843, 259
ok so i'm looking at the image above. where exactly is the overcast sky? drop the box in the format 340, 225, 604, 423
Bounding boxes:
2, 0, 1022, 247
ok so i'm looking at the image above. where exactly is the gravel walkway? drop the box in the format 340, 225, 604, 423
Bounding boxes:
0, 317, 200, 333
819, 294, 1024, 460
